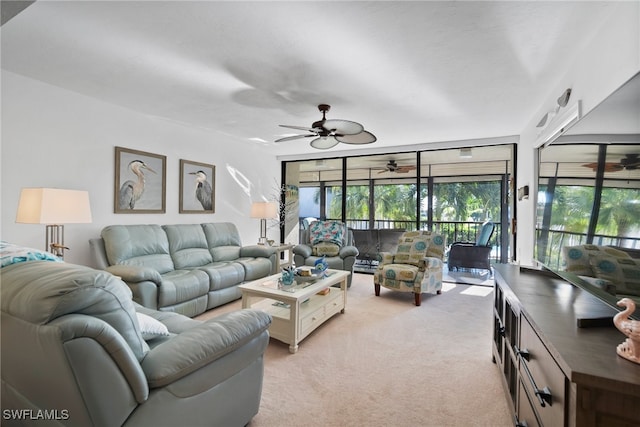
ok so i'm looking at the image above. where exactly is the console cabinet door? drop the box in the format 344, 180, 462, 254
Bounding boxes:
519, 316, 567, 427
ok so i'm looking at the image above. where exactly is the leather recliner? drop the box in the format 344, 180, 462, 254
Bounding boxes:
1, 259, 271, 427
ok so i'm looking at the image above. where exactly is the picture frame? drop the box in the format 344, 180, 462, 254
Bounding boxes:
179, 159, 215, 213
114, 146, 166, 214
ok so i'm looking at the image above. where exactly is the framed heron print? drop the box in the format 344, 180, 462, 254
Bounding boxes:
179, 159, 215, 213
114, 146, 166, 214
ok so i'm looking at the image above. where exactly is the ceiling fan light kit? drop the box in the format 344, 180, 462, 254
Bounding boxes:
276, 104, 376, 149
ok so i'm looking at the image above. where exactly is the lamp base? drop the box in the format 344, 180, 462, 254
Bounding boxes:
46, 224, 68, 259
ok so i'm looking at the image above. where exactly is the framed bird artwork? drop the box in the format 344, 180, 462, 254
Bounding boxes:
179, 159, 215, 214
114, 146, 166, 214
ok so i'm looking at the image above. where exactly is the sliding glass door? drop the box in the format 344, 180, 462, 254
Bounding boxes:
284, 144, 515, 264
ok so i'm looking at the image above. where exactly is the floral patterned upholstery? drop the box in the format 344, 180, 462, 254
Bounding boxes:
373, 230, 445, 306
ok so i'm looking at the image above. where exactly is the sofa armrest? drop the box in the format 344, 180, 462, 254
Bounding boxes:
105, 265, 163, 285
240, 245, 276, 258
293, 244, 313, 258
339, 245, 359, 259
141, 309, 272, 388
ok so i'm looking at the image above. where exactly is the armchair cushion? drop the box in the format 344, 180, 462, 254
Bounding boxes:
393, 231, 443, 265
313, 242, 341, 256
309, 220, 345, 246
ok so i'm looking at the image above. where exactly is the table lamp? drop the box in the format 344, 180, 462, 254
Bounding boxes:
16, 188, 92, 259
250, 201, 278, 245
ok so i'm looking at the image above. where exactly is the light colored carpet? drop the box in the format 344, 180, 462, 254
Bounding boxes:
197, 273, 511, 427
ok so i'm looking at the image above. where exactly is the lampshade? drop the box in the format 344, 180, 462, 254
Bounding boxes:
16, 188, 92, 224
250, 201, 278, 219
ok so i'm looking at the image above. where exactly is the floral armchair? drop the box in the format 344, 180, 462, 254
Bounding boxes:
293, 220, 358, 287
373, 230, 445, 306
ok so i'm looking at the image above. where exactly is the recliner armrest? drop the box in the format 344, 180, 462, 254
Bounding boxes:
141, 309, 272, 388
240, 245, 276, 258
339, 245, 359, 258
376, 251, 394, 266
293, 244, 313, 258
105, 265, 163, 285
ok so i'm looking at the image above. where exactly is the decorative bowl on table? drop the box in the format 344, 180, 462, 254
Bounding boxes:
294, 268, 323, 283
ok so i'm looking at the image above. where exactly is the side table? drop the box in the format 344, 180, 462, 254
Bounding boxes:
271, 243, 295, 270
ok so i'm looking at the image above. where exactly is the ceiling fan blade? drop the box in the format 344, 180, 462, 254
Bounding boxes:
582, 162, 624, 172
310, 136, 340, 150
275, 134, 314, 143
336, 130, 377, 145
279, 124, 321, 133
397, 166, 416, 173
322, 119, 364, 136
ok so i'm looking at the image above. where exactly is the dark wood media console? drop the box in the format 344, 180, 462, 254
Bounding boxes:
492, 264, 640, 427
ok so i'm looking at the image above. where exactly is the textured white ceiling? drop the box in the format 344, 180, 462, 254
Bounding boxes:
0, 1, 622, 156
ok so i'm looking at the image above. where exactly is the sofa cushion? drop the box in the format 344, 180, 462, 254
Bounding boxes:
236, 257, 273, 281
202, 222, 242, 246
590, 255, 640, 296
102, 225, 175, 274
1, 261, 150, 361
562, 244, 631, 276
158, 270, 210, 307
198, 262, 246, 291
163, 224, 213, 268
309, 221, 345, 246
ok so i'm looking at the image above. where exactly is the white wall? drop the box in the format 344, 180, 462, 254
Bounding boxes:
515, 2, 640, 266
1, 72, 281, 267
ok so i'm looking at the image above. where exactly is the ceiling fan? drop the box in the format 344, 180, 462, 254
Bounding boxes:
582, 153, 640, 172
275, 104, 376, 150
377, 159, 417, 174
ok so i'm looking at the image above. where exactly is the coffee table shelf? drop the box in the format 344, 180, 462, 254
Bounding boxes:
239, 270, 349, 353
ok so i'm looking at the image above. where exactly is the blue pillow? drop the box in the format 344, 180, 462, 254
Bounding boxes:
0, 241, 62, 268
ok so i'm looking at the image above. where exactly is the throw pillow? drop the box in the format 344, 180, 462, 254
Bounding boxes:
589, 255, 640, 296
312, 242, 340, 257
309, 221, 345, 246
562, 244, 631, 277
136, 312, 170, 340
0, 241, 62, 268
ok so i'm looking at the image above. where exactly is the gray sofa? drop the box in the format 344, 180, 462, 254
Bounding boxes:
351, 229, 406, 267
90, 223, 276, 318
1, 258, 271, 427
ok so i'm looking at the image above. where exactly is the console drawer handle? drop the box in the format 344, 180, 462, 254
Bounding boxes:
515, 346, 553, 408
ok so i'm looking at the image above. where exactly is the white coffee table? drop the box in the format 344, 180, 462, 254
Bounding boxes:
239, 269, 349, 353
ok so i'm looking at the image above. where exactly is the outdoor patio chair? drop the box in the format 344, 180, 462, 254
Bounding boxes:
447, 221, 495, 272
